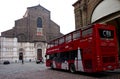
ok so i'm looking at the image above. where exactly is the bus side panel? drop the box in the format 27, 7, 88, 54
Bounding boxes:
46, 60, 52, 67
80, 37, 94, 72
74, 48, 84, 72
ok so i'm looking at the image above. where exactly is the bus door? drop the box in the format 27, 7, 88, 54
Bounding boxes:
75, 48, 84, 71
52, 53, 68, 69
61, 53, 69, 70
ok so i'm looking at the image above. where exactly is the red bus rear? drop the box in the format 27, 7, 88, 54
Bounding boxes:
45, 24, 119, 73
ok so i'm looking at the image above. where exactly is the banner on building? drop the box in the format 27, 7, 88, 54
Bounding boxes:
37, 28, 43, 36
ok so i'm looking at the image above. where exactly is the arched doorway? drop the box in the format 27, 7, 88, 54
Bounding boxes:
37, 49, 42, 60
19, 48, 24, 60
19, 52, 23, 60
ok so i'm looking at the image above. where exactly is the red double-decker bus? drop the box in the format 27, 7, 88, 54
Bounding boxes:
45, 24, 119, 73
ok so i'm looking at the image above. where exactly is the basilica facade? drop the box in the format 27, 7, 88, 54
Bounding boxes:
1, 4, 63, 42
0, 4, 63, 63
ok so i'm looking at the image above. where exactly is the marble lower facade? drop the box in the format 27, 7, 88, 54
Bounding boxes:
0, 37, 47, 63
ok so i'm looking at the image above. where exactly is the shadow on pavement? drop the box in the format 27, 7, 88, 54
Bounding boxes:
48, 68, 120, 78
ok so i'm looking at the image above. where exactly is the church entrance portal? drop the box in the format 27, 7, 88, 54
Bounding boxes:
19, 52, 23, 60
37, 49, 42, 60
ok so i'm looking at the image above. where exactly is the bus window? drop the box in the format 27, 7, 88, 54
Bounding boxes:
47, 44, 54, 48
73, 31, 80, 40
82, 28, 93, 37
69, 51, 77, 60
47, 44, 50, 49
60, 52, 69, 62
49, 43, 54, 48
99, 29, 114, 39
66, 34, 72, 42
55, 40, 58, 46
49, 54, 57, 60
59, 37, 64, 44
46, 55, 50, 60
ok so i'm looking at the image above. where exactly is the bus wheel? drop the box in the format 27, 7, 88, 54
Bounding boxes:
69, 64, 76, 73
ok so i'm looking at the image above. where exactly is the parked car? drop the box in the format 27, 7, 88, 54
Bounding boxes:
36, 58, 43, 64
3, 60, 10, 65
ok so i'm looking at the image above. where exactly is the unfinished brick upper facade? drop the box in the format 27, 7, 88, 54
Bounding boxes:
1, 5, 63, 42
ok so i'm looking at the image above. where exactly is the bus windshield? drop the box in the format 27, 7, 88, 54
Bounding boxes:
99, 29, 114, 39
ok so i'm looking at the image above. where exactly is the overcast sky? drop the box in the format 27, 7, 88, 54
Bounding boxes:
0, 0, 77, 35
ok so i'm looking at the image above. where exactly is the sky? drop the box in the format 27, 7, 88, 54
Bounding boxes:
0, 0, 77, 35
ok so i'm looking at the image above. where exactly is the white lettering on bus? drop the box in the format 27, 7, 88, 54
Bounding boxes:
103, 30, 111, 37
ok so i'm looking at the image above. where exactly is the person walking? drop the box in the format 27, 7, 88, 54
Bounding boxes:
22, 59, 24, 64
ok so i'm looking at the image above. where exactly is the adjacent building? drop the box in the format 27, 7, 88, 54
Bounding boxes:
73, 0, 120, 29
73, 0, 120, 53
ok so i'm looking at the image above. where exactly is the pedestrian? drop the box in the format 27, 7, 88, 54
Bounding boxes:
22, 59, 24, 64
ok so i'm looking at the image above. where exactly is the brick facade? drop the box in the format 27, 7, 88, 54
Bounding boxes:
1, 5, 63, 42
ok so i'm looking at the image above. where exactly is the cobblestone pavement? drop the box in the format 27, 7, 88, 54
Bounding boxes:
1, 62, 120, 79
